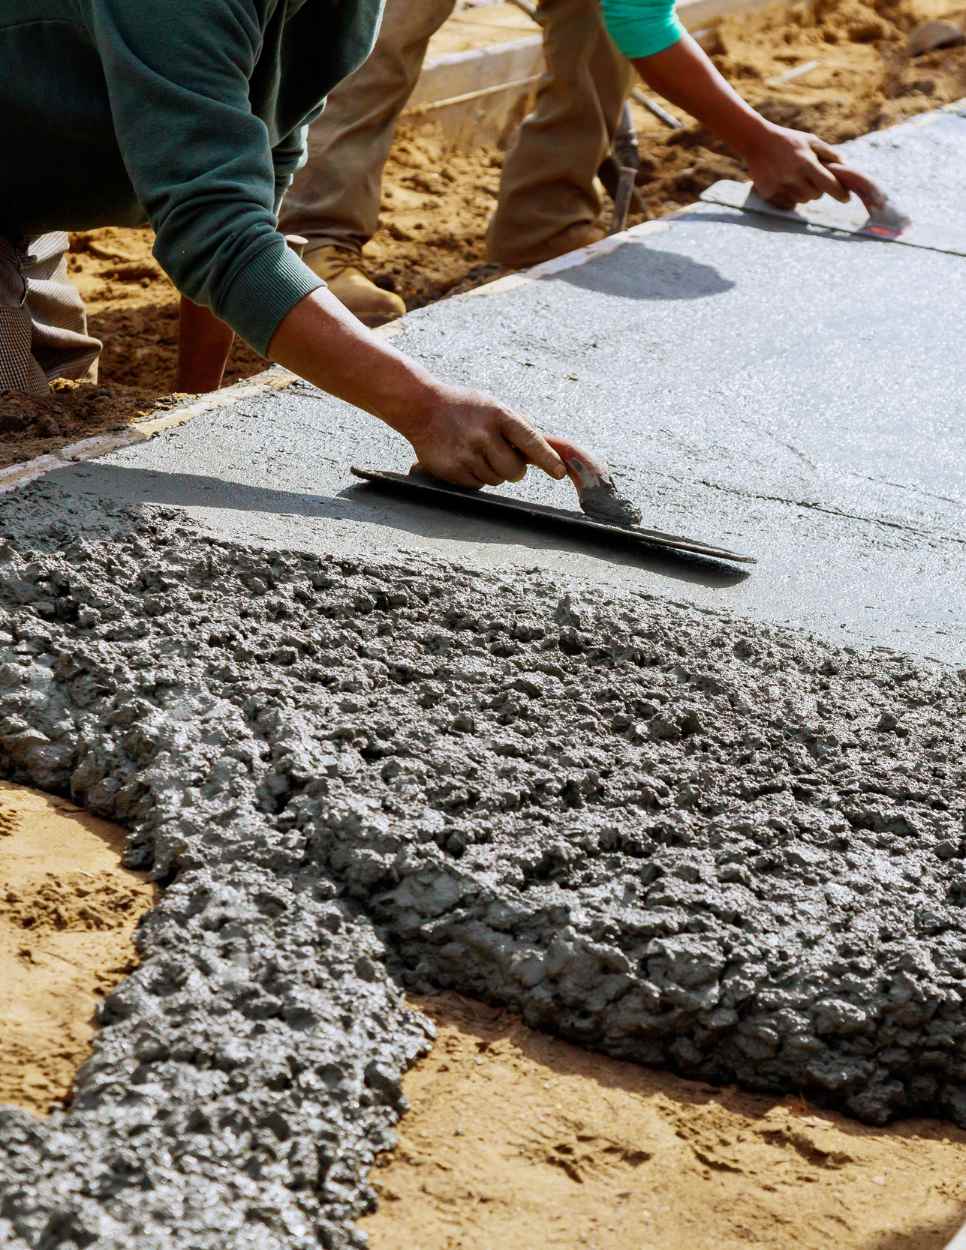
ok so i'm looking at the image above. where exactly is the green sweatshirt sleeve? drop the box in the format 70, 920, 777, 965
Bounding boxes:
88, 0, 324, 355
273, 126, 310, 214
600, 0, 684, 58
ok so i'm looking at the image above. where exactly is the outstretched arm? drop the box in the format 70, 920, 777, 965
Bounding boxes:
267, 286, 566, 490
599, 0, 883, 210
631, 34, 877, 210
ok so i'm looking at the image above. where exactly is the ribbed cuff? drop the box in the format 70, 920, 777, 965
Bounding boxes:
217, 238, 325, 356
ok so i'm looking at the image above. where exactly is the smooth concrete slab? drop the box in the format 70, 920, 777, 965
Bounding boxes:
837, 107, 966, 233
702, 107, 966, 255
43, 197, 965, 663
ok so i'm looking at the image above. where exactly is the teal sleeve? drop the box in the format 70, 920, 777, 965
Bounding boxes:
89, 0, 324, 355
600, 0, 684, 58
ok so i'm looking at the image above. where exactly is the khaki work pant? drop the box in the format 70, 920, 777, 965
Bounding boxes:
279, 0, 634, 268
0, 233, 100, 396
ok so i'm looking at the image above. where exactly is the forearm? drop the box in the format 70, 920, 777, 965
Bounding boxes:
633, 32, 881, 209
632, 34, 771, 158
267, 287, 446, 442
176, 297, 236, 393
266, 287, 565, 489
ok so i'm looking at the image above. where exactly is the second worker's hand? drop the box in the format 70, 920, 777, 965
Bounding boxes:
742, 123, 888, 214
408, 384, 567, 489
629, 35, 888, 216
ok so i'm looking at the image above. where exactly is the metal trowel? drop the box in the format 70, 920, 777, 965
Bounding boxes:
351, 437, 756, 565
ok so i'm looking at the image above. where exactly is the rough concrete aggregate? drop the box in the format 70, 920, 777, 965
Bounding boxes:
1, 500, 965, 1245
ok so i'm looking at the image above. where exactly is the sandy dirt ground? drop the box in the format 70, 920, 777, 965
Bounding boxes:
0, 0, 963, 467
363, 993, 966, 1250
0, 782, 155, 1116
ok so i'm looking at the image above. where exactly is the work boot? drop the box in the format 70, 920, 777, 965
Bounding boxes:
490, 222, 607, 271
306, 245, 406, 327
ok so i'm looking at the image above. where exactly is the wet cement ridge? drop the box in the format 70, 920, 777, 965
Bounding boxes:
0, 500, 964, 1246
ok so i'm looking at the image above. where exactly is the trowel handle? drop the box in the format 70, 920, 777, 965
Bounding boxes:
545, 436, 615, 498
818, 163, 911, 234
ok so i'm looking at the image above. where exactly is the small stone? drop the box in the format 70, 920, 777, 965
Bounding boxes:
907, 19, 964, 55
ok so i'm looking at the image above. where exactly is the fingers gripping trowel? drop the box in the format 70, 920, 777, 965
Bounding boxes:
701, 170, 923, 248
351, 437, 756, 565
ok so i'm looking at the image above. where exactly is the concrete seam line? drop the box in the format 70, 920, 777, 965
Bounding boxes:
0, 367, 297, 498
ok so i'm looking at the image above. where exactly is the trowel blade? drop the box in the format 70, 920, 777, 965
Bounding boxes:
700, 179, 966, 258
350, 467, 757, 565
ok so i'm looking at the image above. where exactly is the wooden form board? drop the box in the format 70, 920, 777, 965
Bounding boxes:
405, 0, 776, 141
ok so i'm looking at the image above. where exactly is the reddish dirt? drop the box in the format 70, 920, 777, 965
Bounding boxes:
0, 783, 155, 1116
0, 0, 963, 467
361, 993, 966, 1250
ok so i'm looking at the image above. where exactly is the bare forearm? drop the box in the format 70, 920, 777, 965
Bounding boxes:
267, 286, 442, 442
266, 286, 565, 488
632, 34, 769, 157
633, 35, 881, 209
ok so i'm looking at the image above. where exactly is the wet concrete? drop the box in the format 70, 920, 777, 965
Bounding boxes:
0, 506, 964, 1246
703, 107, 966, 255
576, 480, 643, 528
41, 110, 966, 662
834, 106, 966, 245
1, 107, 964, 1246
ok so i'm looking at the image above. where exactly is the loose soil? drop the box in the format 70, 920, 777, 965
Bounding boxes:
0, 781, 155, 1116
0, 0, 962, 466
363, 993, 966, 1250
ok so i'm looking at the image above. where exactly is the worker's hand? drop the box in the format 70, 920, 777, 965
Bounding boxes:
742, 124, 859, 210
818, 164, 889, 217
408, 385, 566, 489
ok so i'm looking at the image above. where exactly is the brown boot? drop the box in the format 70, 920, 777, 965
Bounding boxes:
490, 222, 607, 271
306, 245, 406, 328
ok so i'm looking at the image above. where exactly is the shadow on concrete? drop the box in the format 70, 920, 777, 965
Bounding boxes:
675, 206, 893, 251
340, 482, 751, 587
55, 462, 750, 590
550, 243, 736, 301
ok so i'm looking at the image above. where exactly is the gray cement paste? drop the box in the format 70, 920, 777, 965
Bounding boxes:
0, 491, 964, 1248
577, 480, 643, 529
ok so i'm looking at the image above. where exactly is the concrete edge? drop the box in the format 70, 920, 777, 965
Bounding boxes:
423, 34, 542, 72
0, 368, 297, 497
421, 218, 674, 304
